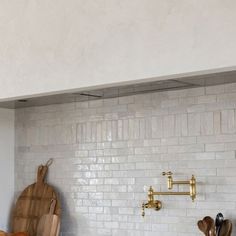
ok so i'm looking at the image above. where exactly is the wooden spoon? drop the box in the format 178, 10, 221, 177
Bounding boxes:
198, 220, 209, 236
228, 222, 232, 236
203, 216, 216, 236
219, 220, 232, 236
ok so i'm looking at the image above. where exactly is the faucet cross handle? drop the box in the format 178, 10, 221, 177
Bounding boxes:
142, 202, 145, 217
162, 171, 173, 176
162, 171, 173, 189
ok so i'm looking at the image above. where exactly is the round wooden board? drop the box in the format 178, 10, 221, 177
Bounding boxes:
12, 162, 61, 236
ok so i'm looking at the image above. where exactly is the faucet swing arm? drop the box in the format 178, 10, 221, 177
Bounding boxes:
153, 191, 191, 196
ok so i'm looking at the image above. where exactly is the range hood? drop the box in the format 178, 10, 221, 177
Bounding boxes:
1, 70, 236, 109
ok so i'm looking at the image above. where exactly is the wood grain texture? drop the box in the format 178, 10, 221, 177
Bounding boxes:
37, 199, 60, 236
12, 163, 61, 236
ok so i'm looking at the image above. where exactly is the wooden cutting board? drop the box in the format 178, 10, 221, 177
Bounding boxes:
37, 199, 60, 236
12, 160, 61, 236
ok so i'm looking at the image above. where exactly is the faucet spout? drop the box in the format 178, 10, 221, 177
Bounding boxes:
142, 186, 162, 217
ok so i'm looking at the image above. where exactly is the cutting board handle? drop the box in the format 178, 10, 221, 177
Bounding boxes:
36, 159, 53, 184
49, 199, 57, 215
37, 166, 48, 184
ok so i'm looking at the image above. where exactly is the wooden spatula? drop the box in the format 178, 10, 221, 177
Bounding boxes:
36, 199, 60, 236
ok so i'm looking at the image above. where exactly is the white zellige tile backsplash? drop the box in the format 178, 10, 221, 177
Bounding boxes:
15, 83, 236, 236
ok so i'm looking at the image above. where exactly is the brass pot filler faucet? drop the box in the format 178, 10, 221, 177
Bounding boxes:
142, 171, 196, 217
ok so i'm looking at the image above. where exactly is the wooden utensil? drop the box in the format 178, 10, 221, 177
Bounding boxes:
203, 216, 216, 236
228, 222, 232, 236
219, 220, 232, 236
36, 199, 60, 236
12, 160, 61, 236
198, 220, 209, 236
